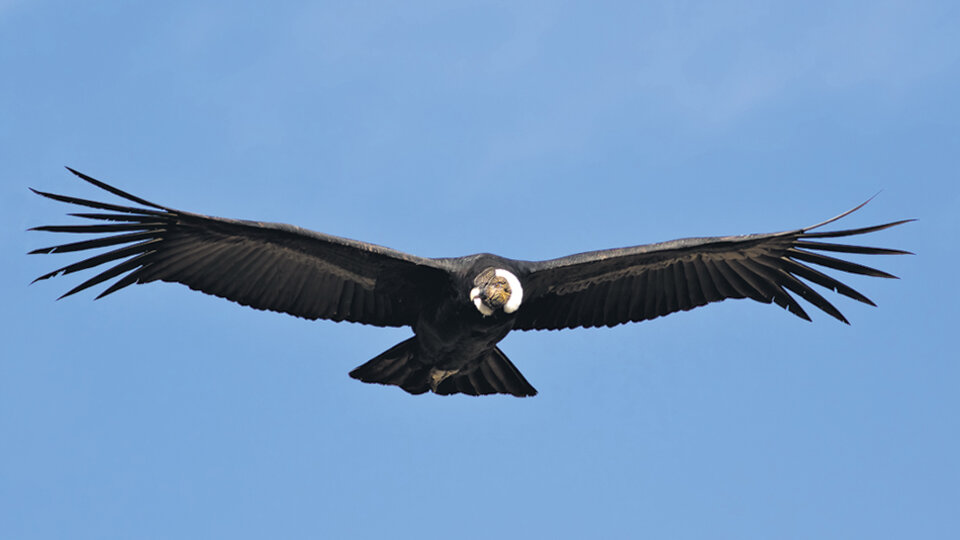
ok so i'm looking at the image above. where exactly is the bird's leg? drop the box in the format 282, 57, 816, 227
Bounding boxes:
428, 368, 459, 392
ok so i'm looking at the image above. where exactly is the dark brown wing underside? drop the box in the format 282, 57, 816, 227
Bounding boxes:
515, 216, 911, 331
31, 169, 450, 327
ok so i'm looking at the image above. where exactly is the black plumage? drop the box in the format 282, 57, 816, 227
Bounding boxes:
31, 168, 912, 397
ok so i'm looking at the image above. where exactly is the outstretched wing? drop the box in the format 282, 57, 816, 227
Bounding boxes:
30, 168, 451, 327
514, 202, 912, 330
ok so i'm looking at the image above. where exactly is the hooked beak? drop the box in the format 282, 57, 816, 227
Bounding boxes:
482, 282, 510, 308
469, 275, 511, 316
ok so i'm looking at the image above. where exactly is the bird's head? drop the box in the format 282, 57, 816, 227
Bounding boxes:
469, 267, 523, 317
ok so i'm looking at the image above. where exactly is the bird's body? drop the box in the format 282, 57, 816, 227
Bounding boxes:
416, 258, 517, 371
31, 169, 911, 397
363, 254, 537, 396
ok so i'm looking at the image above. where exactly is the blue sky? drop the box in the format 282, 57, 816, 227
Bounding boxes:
2, 1, 957, 538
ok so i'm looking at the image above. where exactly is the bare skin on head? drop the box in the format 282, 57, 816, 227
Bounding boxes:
469, 267, 523, 316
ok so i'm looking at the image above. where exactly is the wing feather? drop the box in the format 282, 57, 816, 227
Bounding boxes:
31, 169, 451, 327
786, 248, 896, 278
514, 205, 911, 330
691, 258, 721, 303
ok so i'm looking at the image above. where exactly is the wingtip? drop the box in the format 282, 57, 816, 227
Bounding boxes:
885, 218, 918, 230
60, 168, 168, 210
887, 248, 915, 256
65, 166, 100, 186
804, 197, 918, 238
64, 166, 90, 184
804, 196, 877, 232
29, 187, 56, 200
831, 310, 851, 326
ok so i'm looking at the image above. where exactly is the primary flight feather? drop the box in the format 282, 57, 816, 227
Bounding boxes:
31, 168, 912, 397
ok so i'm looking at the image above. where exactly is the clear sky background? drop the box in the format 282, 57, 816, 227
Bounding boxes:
1, 1, 957, 538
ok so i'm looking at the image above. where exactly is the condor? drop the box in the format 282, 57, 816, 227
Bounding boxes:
31, 168, 911, 397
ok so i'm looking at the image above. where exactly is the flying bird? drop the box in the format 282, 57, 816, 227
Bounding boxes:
31, 168, 911, 397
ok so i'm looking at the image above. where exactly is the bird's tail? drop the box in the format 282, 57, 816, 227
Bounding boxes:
348, 337, 537, 397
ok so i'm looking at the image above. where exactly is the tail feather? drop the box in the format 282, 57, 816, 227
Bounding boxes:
348, 338, 537, 397
435, 347, 537, 397
349, 338, 430, 395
